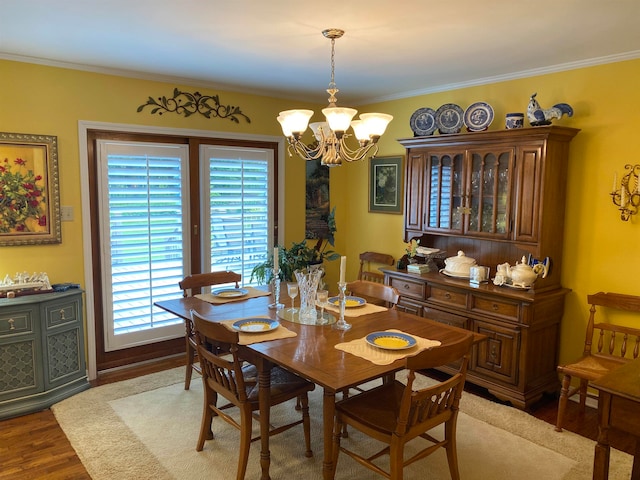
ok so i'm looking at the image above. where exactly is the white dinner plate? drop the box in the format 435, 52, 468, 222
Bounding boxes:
232, 318, 279, 333
212, 287, 248, 298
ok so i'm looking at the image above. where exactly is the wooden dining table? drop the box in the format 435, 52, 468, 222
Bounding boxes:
155, 293, 483, 480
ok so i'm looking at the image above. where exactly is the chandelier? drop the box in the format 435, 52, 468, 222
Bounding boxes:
277, 29, 393, 167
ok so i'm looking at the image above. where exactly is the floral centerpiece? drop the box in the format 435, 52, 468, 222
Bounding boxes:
405, 239, 420, 262
0, 157, 47, 233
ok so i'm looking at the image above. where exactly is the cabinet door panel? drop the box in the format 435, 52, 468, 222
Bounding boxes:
513, 143, 543, 242
425, 152, 464, 232
473, 319, 520, 385
404, 153, 425, 231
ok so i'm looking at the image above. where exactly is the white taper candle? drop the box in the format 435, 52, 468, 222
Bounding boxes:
339, 256, 346, 284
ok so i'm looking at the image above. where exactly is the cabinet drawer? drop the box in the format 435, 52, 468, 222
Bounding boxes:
389, 277, 425, 300
44, 300, 79, 328
428, 286, 468, 309
423, 306, 470, 329
0, 309, 34, 336
471, 295, 520, 321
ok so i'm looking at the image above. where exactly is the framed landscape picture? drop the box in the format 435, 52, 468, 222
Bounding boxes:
369, 156, 403, 214
0, 132, 61, 246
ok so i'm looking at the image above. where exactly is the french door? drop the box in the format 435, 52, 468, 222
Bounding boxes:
88, 130, 279, 371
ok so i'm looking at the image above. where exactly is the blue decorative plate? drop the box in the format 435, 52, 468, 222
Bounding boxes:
409, 107, 437, 136
212, 287, 248, 298
328, 296, 366, 308
232, 318, 279, 333
366, 332, 417, 350
435, 104, 464, 134
464, 102, 494, 132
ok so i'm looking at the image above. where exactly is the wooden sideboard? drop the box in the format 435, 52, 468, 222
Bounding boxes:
383, 267, 568, 409
0, 290, 89, 419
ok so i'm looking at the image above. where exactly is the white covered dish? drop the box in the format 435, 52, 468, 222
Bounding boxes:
443, 250, 477, 277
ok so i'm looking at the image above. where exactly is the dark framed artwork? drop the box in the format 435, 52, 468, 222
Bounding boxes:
369, 156, 403, 214
0, 132, 61, 246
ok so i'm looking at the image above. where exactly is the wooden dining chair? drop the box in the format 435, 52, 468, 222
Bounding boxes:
332, 333, 475, 480
179, 271, 242, 389
358, 251, 395, 283
555, 292, 640, 432
347, 280, 400, 308
191, 310, 315, 480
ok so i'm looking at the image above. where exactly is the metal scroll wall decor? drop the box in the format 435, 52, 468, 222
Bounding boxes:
137, 88, 251, 123
610, 163, 640, 221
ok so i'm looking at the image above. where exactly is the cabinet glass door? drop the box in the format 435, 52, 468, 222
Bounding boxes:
467, 149, 513, 237
426, 152, 463, 231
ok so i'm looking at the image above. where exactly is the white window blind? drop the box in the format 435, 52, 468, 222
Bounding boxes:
200, 146, 272, 285
97, 140, 189, 351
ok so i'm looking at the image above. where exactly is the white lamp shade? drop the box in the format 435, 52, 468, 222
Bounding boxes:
350, 120, 370, 141
359, 113, 393, 137
278, 109, 314, 135
309, 122, 330, 141
322, 106, 357, 132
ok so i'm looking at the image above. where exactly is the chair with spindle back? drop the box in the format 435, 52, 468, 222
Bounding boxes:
179, 271, 242, 390
358, 251, 395, 283
555, 291, 640, 432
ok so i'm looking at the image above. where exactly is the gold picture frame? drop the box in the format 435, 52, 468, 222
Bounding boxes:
369, 156, 403, 214
0, 132, 61, 246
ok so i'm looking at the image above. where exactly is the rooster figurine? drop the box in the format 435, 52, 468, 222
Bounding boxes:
527, 93, 573, 126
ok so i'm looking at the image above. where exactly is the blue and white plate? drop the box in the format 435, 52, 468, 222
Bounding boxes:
464, 102, 494, 132
366, 332, 417, 350
435, 104, 464, 134
232, 318, 279, 333
328, 296, 366, 308
409, 107, 437, 137
212, 287, 248, 298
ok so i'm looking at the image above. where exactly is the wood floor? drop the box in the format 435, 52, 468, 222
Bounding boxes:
0, 357, 633, 479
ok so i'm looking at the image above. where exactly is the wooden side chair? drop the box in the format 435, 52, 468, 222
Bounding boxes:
332, 333, 475, 480
179, 271, 242, 389
191, 310, 314, 480
555, 292, 640, 432
358, 251, 395, 283
347, 280, 400, 308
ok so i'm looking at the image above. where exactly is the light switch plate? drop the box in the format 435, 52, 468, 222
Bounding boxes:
61, 206, 74, 221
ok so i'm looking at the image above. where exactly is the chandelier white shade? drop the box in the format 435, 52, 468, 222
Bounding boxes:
277, 29, 393, 167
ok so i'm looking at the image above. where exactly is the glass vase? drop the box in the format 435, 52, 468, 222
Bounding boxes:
294, 268, 323, 324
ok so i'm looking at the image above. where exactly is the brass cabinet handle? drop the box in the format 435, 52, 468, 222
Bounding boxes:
444, 292, 451, 299
403, 284, 410, 290
8, 318, 15, 330
492, 303, 499, 311
59, 309, 66, 321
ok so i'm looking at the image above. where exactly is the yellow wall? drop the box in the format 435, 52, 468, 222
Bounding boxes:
2, 58, 640, 366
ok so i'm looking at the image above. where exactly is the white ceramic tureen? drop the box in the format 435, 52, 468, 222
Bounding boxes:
443, 250, 477, 277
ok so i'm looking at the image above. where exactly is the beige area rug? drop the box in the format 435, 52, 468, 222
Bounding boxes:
52, 368, 633, 480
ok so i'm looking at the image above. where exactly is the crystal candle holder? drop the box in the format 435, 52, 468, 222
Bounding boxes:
332, 281, 351, 331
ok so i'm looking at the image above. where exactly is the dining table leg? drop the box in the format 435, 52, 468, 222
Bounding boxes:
322, 387, 337, 480
257, 359, 272, 480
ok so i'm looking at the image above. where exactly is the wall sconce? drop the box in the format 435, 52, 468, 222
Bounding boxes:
611, 164, 640, 221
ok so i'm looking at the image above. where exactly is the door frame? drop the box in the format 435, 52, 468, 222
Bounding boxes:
78, 120, 285, 380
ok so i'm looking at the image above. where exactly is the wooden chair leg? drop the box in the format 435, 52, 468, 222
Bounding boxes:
555, 373, 572, 432
444, 417, 461, 480
299, 394, 313, 457
332, 416, 343, 477
578, 378, 589, 413
341, 389, 349, 437
197, 390, 214, 451
185, 336, 195, 390
236, 408, 253, 480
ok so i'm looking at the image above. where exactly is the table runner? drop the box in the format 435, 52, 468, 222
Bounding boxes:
220, 316, 297, 345
335, 329, 441, 365
196, 286, 271, 305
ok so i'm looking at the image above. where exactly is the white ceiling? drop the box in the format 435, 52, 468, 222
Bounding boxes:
2, 0, 640, 105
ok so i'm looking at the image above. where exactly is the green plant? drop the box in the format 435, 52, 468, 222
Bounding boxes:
251, 207, 340, 283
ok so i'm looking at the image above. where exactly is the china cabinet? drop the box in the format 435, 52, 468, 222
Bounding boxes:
393, 126, 579, 409
0, 290, 88, 419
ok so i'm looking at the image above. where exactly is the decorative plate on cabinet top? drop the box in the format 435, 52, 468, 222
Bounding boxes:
435, 104, 465, 134
409, 107, 438, 136
464, 102, 494, 132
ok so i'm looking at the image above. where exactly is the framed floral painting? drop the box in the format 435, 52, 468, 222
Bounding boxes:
0, 132, 61, 246
369, 156, 403, 214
